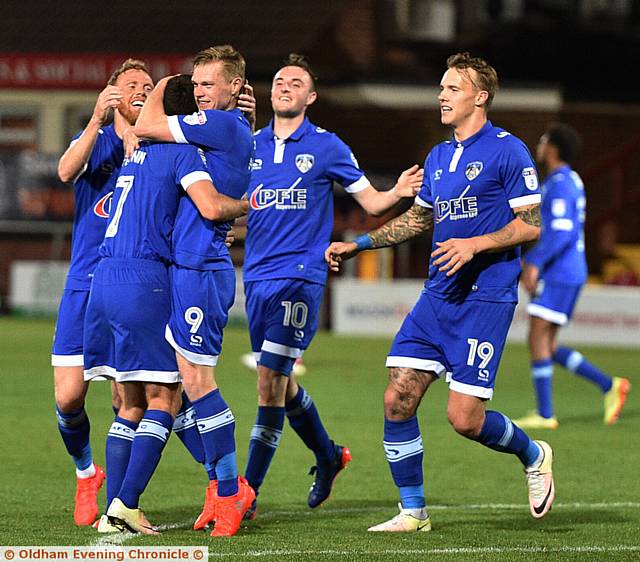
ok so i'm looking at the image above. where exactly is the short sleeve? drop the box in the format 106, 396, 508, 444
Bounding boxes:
168, 110, 236, 151
501, 140, 541, 209
327, 136, 370, 193
173, 146, 212, 190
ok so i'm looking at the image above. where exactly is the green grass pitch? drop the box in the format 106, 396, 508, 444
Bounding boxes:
0, 316, 638, 561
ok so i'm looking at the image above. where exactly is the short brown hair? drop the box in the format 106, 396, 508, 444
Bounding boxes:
279, 53, 317, 90
193, 45, 245, 82
108, 58, 151, 86
446, 52, 498, 108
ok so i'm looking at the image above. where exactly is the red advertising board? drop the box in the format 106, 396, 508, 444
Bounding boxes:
0, 54, 194, 89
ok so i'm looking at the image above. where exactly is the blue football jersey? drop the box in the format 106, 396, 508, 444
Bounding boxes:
99, 142, 212, 263
167, 108, 253, 270
525, 164, 587, 284
243, 118, 369, 284
417, 121, 541, 302
65, 124, 123, 290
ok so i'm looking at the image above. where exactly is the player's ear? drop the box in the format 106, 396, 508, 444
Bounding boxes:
230, 76, 243, 96
306, 90, 318, 107
475, 90, 489, 107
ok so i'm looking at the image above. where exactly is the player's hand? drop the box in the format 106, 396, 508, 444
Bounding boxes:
521, 263, 539, 296
325, 241, 359, 272
238, 81, 256, 131
123, 126, 140, 158
393, 165, 424, 198
92, 85, 123, 124
431, 238, 478, 277
224, 227, 236, 248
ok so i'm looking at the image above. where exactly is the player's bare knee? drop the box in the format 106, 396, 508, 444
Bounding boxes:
257, 367, 287, 406
447, 408, 483, 439
384, 367, 428, 418
55, 392, 85, 413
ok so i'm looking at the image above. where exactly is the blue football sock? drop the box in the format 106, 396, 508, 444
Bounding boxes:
118, 410, 173, 509
244, 406, 285, 494
384, 417, 425, 509
56, 406, 93, 472
531, 359, 554, 418
105, 416, 138, 509
553, 346, 612, 392
204, 462, 217, 481
286, 386, 334, 462
215, 453, 239, 497
173, 392, 206, 464
478, 410, 540, 466
192, 389, 238, 497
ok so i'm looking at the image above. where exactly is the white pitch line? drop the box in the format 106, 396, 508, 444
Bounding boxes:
90, 520, 192, 547
254, 501, 640, 518
88, 501, 640, 548
208, 545, 640, 558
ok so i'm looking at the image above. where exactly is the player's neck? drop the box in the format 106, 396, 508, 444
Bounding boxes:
273, 113, 305, 140
452, 114, 487, 143
547, 160, 566, 173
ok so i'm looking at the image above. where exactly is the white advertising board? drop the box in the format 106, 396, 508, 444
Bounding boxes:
332, 279, 640, 347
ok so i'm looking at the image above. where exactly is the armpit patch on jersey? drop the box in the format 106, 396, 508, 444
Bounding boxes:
295, 153, 314, 173
522, 167, 539, 190
465, 161, 483, 181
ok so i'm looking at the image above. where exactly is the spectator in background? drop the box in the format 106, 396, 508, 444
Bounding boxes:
514, 123, 631, 429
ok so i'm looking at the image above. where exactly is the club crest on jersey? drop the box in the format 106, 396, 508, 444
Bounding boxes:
295, 154, 314, 173
183, 111, 207, 126
93, 191, 113, 218
465, 161, 483, 181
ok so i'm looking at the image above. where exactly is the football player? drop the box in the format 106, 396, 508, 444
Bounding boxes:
326, 52, 555, 531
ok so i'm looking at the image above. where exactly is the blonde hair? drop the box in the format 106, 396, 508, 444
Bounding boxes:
193, 45, 245, 82
108, 58, 151, 86
446, 52, 498, 108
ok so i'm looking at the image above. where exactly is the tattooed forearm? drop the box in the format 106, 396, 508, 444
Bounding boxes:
369, 204, 433, 248
515, 204, 541, 227
487, 221, 517, 245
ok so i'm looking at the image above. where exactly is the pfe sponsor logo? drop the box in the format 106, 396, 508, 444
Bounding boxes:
435, 185, 477, 223
93, 191, 113, 218
250, 177, 306, 210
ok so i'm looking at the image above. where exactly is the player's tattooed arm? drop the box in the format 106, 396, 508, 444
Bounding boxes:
325, 203, 433, 272
432, 203, 541, 277
515, 204, 541, 227
369, 203, 434, 248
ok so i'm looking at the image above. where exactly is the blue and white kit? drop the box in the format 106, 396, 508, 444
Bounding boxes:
83, 141, 212, 382
244, 117, 369, 373
165, 108, 253, 365
387, 121, 541, 398
52, 125, 123, 367
525, 164, 587, 325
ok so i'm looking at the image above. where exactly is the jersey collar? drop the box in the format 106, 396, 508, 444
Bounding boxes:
448, 120, 493, 148
267, 116, 312, 142
230, 107, 251, 129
